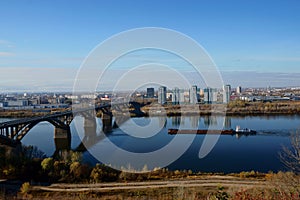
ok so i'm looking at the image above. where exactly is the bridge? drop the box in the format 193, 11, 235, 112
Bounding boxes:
0, 101, 145, 150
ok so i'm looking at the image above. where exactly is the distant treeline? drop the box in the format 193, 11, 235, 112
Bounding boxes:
1, 101, 300, 119
142, 100, 300, 116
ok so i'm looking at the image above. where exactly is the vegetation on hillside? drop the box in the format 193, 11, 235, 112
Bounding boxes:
0, 143, 299, 199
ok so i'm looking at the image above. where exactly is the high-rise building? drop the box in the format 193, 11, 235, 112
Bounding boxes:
179, 89, 186, 103
172, 87, 180, 105
146, 87, 155, 98
223, 84, 231, 103
189, 85, 198, 104
204, 88, 209, 103
204, 87, 217, 104
236, 86, 242, 94
158, 86, 167, 105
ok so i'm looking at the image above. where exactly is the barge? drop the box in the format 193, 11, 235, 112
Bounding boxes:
168, 126, 256, 136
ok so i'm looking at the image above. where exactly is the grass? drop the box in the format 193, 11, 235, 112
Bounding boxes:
15, 171, 299, 200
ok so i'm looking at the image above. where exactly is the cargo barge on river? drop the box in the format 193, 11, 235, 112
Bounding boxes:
168, 126, 256, 136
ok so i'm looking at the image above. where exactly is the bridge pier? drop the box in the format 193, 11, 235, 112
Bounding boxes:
54, 126, 71, 151
74, 116, 98, 152
5, 127, 9, 137
113, 114, 131, 128
102, 112, 112, 133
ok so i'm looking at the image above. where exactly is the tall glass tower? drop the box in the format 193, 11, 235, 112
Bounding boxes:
223, 84, 231, 103
158, 86, 167, 105
189, 85, 198, 104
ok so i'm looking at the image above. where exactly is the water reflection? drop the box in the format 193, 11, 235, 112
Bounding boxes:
203, 115, 218, 127
6, 115, 300, 173
190, 115, 200, 128
158, 116, 167, 128
224, 117, 231, 129
172, 116, 181, 126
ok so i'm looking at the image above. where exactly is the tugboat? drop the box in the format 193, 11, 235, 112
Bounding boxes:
234, 126, 256, 135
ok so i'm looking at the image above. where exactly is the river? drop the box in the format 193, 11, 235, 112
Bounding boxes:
1, 115, 299, 173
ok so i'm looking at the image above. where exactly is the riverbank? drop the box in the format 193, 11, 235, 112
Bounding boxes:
0, 108, 69, 118
1, 101, 300, 119
141, 101, 300, 116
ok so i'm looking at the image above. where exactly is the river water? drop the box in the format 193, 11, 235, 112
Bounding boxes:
1, 115, 299, 173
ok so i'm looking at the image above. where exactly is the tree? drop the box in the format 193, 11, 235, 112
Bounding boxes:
60, 150, 82, 164
41, 157, 54, 171
279, 131, 300, 174
90, 164, 120, 182
22, 145, 46, 159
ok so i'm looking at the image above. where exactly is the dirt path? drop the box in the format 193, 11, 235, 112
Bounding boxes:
32, 176, 268, 193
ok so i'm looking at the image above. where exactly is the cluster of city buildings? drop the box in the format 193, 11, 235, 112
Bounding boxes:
148, 85, 232, 105
146, 85, 300, 105
1, 85, 300, 110
0, 92, 119, 110
0, 93, 69, 110
230, 86, 300, 102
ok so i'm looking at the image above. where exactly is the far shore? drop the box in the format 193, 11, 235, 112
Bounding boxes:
0, 100, 300, 119
141, 100, 300, 116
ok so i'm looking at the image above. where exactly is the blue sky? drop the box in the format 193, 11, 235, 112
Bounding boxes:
0, 0, 300, 91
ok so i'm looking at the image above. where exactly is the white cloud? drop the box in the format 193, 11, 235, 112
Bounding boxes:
0, 52, 14, 57
0, 40, 9, 44
0, 40, 14, 48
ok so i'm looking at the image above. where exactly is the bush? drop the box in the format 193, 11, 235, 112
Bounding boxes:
90, 164, 120, 182
119, 171, 138, 181
239, 170, 263, 178
20, 182, 30, 194
41, 157, 54, 171
233, 172, 300, 200
208, 185, 230, 200
69, 162, 91, 182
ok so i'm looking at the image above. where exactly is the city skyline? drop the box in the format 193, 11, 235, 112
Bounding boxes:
1, 1, 300, 91
2, 83, 299, 110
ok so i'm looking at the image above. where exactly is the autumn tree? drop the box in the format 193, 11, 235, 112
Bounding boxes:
279, 131, 300, 174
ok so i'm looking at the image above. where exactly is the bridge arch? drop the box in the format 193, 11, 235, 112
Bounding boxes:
16, 118, 70, 141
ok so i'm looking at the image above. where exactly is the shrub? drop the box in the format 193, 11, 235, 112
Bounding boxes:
41, 157, 54, 171
90, 164, 120, 182
209, 185, 230, 200
20, 182, 30, 194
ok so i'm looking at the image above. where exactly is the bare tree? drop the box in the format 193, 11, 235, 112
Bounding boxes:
279, 131, 300, 174
22, 145, 46, 159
